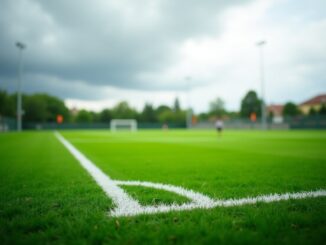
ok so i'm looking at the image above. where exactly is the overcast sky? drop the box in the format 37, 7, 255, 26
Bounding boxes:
0, 0, 325, 112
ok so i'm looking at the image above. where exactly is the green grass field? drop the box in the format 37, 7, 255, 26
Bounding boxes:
0, 130, 325, 244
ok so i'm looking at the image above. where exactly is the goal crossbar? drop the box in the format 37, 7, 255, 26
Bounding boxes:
110, 119, 137, 132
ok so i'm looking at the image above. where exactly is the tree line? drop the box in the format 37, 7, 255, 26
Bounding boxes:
0, 91, 70, 122
0, 90, 187, 124
1, 89, 325, 124
74, 100, 187, 124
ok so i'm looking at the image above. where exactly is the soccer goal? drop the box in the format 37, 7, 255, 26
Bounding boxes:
110, 119, 137, 132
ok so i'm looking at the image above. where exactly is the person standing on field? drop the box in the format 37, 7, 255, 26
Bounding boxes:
215, 118, 224, 136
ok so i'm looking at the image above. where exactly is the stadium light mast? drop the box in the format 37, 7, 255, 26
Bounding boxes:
185, 76, 192, 129
256, 40, 267, 130
16, 42, 26, 132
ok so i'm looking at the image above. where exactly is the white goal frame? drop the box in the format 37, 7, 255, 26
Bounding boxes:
110, 119, 137, 132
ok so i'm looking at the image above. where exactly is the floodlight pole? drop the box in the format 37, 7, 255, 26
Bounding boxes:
185, 77, 192, 129
256, 40, 267, 130
16, 42, 26, 132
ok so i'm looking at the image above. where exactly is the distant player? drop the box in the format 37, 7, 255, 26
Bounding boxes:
162, 123, 169, 130
215, 118, 223, 136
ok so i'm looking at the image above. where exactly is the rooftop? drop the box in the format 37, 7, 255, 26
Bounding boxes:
300, 94, 326, 106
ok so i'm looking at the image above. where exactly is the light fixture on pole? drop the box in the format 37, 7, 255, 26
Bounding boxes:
16, 41, 26, 132
256, 40, 267, 130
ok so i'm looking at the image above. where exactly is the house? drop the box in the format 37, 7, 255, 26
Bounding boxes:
299, 94, 326, 115
267, 104, 284, 123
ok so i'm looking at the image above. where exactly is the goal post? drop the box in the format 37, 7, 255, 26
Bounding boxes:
110, 119, 137, 132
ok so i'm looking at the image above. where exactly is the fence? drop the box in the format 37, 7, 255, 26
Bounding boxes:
1, 116, 325, 132
285, 115, 326, 129
0, 117, 17, 131
193, 116, 326, 130
22, 121, 186, 130
192, 120, 289, 130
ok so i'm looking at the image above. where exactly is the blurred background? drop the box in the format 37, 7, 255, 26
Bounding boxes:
0, 0, 325, 131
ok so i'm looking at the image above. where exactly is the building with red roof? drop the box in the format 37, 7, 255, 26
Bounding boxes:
299, 94, 326, 114
267, 104, 284, 123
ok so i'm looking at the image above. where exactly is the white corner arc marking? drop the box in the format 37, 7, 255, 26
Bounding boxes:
55, 132, 142, 214
55, 132, 326, 217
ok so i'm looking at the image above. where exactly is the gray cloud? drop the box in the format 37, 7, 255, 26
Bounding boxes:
0, 0, 325, 111
0, 0, 252, 94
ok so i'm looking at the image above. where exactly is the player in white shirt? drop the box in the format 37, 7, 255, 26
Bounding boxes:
215, 118, 224, 136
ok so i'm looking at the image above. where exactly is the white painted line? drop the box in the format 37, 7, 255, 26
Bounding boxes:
112, 180, 215, 217
55, 132, 326, 218
55, 132, 142, 215
112, 181, 326, 217
114, 180, 214, 206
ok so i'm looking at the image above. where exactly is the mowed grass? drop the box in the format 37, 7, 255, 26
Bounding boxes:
0, 130, 325, 244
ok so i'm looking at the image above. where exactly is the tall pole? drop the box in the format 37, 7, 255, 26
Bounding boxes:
256, 40, 267, 130
185, 76, 192, 129
16, 42, 26, 132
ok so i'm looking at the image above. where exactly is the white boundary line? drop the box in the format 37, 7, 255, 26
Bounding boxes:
55, 132, 326, 217
55, 132, 142, 215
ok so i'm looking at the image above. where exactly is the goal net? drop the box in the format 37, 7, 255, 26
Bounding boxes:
110, 119, 137, 132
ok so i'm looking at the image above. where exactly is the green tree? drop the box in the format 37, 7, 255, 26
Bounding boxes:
158, 109, 186, 124
158, 110, 174, 123
23, 95, 47, 122
319, 104, 326, 115
227, 111, 240, 119
209, 97, 225, 117
1, 91, 70, 122
173, 98, 181, 112
283, 102, 300, 117
112, 101, 137, 119
308, 107, 317, 116
156, 105, 171, 115
0, 90, 15, 117
174, 110, 186, 124
0, 90, 8, 116
156, 105, 172, 123
140, 103, 156, 122
198, 112, 209, 121
90, 111, 100, 122
42, 94, 70, 122
18, 93, 70, 123
100, 109, 112, 122
240, 90, 262, 118
75, 109, 93, 123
